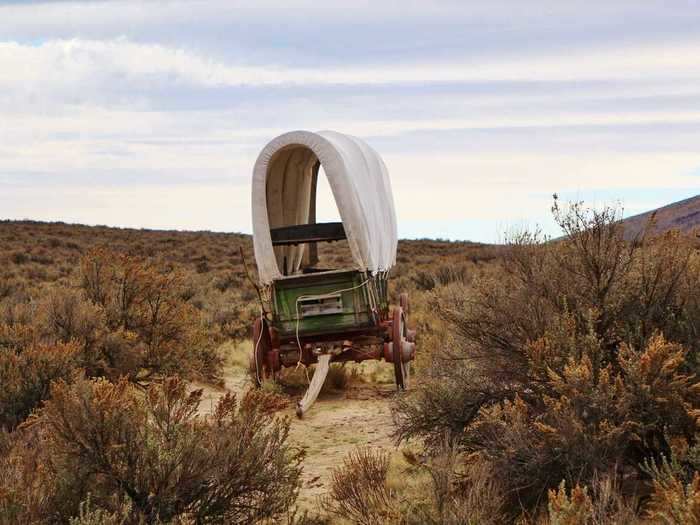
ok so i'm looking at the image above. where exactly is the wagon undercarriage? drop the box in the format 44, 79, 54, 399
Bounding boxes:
252, 304, 415, 416
252, 299, 415, 378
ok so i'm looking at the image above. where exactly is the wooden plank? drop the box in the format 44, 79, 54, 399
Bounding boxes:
270, 222, 346, 246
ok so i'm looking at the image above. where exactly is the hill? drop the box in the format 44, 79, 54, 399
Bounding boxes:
622, 194, 700, 239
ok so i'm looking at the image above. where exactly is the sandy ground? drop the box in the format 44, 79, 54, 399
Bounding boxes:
289, 385, 396, 508
194, 358, 398, 511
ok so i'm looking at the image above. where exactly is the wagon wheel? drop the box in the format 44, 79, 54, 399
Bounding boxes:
392, 306, 410, 390
251, 317, 273, 387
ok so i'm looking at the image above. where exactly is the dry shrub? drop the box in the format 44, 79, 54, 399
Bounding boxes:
451, 454, 507, 525
0, 376, 302, 524
1, 219, 488, 366
393, 354, 485, 451
0, 275, 27, 301
0, 248, 226, 433
462, 333, 698, 510
213, 272, 243, 292
240, 387, 289, 414
75, 248, 223, 384
326, 363, 351, 391
641, 438, 700, 524
0, 299, 36, 350
36, 288, 106, 373
647, 470, 700, 524
10, 251, 28, 265
68, 498, 133, 525
0, 426, 55, 523
547, 475, 640, 525
412, 263, 470, 291
323, 448, 400, 525
0, 342, 79, 430
324, 445, 506, 525
411, 270, 438, 292
202, 290, 257, 342
418, 446, 506, 525
548, 482, 595, 525
395, 198, 700, 518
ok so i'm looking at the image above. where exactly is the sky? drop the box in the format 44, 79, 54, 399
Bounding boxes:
1, 0, 700, 242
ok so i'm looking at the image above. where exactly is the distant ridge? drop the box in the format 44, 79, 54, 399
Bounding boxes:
622, 194, 700, 239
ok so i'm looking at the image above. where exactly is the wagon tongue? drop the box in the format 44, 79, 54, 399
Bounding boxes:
296, 354, 331, 418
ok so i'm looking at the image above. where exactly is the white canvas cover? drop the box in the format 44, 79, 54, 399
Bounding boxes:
252, 130, 398, 284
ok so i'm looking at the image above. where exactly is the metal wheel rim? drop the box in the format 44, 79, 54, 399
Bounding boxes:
392, 307, 409, 390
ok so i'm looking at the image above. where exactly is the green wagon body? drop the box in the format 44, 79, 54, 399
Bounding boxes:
270, 270, 388, 338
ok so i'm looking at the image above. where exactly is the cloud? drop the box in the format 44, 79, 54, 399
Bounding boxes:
1, 2, 700, 241
2, 37, 700, 102
3, 1, 700, 67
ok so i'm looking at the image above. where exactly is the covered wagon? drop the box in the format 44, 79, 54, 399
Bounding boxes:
250, 130, 415, 415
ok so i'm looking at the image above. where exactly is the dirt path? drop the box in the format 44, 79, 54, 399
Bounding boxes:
288, 385, 396, 508
194, 361, 397, 510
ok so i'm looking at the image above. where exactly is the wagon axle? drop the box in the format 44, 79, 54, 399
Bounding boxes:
251, 303, 415, 391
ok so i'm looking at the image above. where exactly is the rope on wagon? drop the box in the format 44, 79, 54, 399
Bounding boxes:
253, 308, 265, 385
